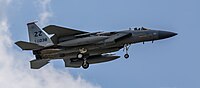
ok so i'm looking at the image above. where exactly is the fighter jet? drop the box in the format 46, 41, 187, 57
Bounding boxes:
15, 22, 177, 69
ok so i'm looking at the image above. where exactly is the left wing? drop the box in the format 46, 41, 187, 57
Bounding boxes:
43, 25, 88, 44
43, 25, 88, 37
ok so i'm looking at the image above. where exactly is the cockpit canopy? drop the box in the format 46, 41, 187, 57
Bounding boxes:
131, 27, 150, 31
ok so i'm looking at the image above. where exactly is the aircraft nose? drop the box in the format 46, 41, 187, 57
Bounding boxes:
158, 31, 177, 39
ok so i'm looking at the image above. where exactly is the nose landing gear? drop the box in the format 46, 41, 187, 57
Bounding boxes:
123, 44, 131, 59
82, 58, 89, 69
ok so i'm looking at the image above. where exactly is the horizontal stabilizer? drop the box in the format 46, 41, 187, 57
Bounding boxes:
30, 59, 49, 69
15, 41, 44, 50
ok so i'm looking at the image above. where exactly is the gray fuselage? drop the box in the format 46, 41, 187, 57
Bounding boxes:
38, 29, 176, 60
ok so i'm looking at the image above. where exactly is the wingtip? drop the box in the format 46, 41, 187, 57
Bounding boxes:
27, 21, 38, 25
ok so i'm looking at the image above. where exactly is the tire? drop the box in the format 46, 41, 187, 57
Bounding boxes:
77, 53, 84, 59
124, 54, 129, 59
82, 61, 89, 69
79, 48, 87, 54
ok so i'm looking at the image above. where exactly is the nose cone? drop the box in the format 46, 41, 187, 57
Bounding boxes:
159, 31, 177, 39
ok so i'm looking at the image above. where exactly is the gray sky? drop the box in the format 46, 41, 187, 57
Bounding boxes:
1, 0, 199, 88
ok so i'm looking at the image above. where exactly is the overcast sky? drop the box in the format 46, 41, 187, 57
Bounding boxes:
0, 0, 199, 88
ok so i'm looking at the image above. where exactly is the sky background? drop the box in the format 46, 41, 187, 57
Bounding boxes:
0, 0, 199, 88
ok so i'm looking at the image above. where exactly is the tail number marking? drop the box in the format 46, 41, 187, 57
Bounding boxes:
34, 38, 48, 43
34, 31, 42, 37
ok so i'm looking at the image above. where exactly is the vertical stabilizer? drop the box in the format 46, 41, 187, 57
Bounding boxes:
27, 22, 53, 46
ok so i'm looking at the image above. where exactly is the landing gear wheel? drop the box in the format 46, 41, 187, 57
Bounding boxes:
79, 48, 88, 54
77, 53, 84, 59
124, 54, 129, 59
82, 61, 89, 69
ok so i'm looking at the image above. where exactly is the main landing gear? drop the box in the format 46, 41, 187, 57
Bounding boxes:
77, 48, 88, 59
82, 58, 89, 69
123, 44, 131, 59
76, 48, 89, 69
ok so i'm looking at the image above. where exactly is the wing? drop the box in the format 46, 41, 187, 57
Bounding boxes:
43, 25, 88, 44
